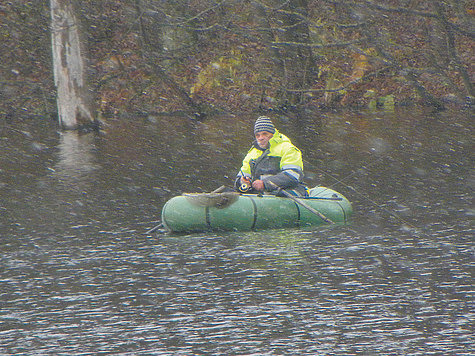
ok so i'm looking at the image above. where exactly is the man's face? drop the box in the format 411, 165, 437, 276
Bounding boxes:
255, 131, 274, 148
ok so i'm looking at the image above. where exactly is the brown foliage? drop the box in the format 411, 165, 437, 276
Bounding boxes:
0, 0, 472, 122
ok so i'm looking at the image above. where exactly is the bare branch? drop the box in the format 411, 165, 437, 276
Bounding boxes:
272, 39, 364, 49
285, 66, 395, 94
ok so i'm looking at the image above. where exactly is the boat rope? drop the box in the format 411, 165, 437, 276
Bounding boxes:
248, 196, 259, 230
292, 200, 301, 226
205, 206, 211, 229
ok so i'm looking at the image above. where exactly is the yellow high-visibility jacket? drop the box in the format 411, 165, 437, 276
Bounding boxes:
236, 129, 306, 194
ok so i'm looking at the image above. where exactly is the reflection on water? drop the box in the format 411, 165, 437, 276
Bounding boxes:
0, 109, 472, 354
55, 132, 99, 182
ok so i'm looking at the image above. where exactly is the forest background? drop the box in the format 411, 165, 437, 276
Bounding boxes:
0, 0, 473, 125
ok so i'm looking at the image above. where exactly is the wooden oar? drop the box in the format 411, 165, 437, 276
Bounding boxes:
267, 181, 334, 224
144, 185, 228, 234
210, 185, 226, 193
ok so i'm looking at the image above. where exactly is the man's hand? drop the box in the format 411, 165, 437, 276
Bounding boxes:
240, 177, 251, 185
252, 179, 265, 191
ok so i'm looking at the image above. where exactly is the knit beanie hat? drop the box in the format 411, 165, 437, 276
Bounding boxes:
254, 116, 275, 134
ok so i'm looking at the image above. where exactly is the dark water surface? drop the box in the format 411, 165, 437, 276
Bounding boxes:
1, 109, 473, 354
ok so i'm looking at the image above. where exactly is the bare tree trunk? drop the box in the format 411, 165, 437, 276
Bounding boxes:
272, 0, 317, 105
433, 1, 473, 98
133, 1, 205, 119
50, 0, 96, 130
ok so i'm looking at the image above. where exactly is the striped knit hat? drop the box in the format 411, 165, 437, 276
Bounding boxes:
254, 116, 275, 134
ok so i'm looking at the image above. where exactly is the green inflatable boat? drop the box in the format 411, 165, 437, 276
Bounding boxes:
161, 186, 352, 232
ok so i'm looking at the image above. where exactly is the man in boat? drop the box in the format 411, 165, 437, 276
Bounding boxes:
234, 116, 308, 196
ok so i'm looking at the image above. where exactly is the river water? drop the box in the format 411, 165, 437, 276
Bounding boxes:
0, 109, 472, 354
